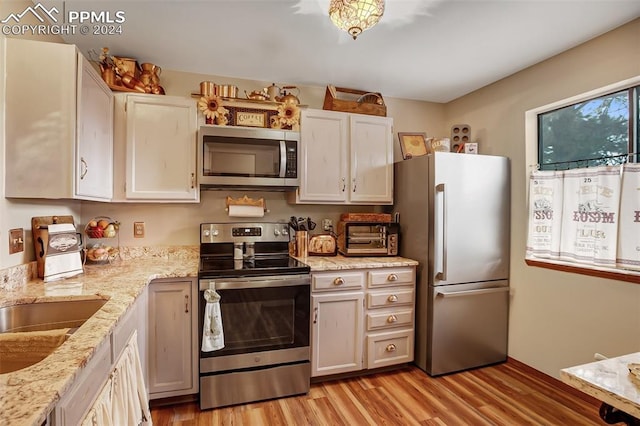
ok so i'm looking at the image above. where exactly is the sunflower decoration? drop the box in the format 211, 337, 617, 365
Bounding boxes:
273, 102, 300, 130
198, 96, 229, 125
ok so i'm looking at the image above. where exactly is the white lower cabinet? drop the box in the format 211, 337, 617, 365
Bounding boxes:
147, 278, 198, 399
311, 291, 364, 377
310, 266, 415, 378
52, 289, 149, 425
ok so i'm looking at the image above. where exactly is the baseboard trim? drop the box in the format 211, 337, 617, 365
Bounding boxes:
507, 357, 600, 407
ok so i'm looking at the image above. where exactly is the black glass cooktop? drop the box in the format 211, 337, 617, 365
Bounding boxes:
199, 256, 310, 278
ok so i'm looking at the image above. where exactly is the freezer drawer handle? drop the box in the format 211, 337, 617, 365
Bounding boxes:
333, 277, 345, 286
387, 294, 398, 303
387, 315, 398, 323
387, 274, 398, 281
385, 344, 397, 352
436, 287, 509, 298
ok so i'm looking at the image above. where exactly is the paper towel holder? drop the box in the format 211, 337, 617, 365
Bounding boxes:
225, 195, 269, 214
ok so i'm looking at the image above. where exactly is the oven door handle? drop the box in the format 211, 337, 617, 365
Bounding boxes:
200, 276, 310, 291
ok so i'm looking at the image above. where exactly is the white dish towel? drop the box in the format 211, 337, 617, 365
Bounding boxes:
201, 285, 225, 352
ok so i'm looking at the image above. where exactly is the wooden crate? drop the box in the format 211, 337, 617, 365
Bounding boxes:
323, 85, 386, 117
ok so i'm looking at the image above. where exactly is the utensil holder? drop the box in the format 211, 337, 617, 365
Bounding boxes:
296, 231, 308, 258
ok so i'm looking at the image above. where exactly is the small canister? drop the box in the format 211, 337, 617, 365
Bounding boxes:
233, 242, 243, 260
200, 81, 216, 97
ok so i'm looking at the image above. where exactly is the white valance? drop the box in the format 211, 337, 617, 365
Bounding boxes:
527, 164, 640, 272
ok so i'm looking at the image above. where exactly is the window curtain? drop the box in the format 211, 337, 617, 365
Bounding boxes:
527, 164, 638, 271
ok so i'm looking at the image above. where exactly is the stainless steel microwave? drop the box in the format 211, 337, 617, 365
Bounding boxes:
198, 126, 300, 189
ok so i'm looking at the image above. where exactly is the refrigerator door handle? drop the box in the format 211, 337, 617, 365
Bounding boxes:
435, 183, 447, 281
435, 287, 509, 298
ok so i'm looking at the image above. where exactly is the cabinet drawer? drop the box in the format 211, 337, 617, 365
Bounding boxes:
312, 271, 365, 291
366, 329, 414, 369
368, 268, 414, 288
366, 309, 413, 331
367, 288, 414, 309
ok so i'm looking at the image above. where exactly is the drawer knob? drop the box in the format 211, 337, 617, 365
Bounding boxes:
387, 294, 398, 303
387, 315, 398, 323
388, 273, 398, 281
333, 277, 345, 286
386, 344, 397, 352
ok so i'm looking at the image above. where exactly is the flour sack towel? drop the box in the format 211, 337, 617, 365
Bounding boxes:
201, 287, 225, 352
526, 170, 564, 259
617, 163, 640, 270
560, 166, 622, 266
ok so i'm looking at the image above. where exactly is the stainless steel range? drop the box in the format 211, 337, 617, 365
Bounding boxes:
198, 222, 311, 410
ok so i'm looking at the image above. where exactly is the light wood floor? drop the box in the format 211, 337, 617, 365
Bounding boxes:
151, 360, 606, 425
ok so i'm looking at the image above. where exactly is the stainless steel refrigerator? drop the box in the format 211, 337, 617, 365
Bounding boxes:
393, 152, 510, 376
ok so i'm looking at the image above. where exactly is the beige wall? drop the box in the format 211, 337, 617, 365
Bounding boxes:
445, 18, 640, 378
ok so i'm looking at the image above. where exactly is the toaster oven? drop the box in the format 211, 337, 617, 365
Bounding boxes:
337, 222, 399, 257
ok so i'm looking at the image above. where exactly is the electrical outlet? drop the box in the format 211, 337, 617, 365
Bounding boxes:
322, 218, 333, 231
9, 228, 24, 254
134, 222, 145, 238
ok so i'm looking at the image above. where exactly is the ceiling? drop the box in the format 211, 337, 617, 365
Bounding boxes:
36, 0, 640, 103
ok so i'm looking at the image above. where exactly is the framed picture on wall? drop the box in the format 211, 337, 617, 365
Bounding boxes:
398, 132, 428, 160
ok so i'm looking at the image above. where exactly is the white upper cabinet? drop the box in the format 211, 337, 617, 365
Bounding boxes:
349, 114, 394, 204
291, 109, 393, 205
113, 94, 199, 202
4, 38, 113, 201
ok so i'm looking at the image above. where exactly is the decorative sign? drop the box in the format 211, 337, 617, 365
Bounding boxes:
235, 111, 267, 128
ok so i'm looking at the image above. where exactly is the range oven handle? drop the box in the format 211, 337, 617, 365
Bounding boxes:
279, 140, 287, 178
200, 275, 310, 291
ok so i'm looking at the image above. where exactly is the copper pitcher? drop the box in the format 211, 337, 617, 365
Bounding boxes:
140, 62, 161, 86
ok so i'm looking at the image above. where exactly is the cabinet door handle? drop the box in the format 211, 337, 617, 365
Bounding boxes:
387, 315, 398, 323
313, 307, 318, 324
341, 177, 346, 192
185, 295, 189, 313
190, 173, 195, 189
333, 277, 345, 286
386, 344, 397, 352
80, 157, 88, 180
388, 273, 398, 281
352, 178, 357, 192
387, 294, 398, 303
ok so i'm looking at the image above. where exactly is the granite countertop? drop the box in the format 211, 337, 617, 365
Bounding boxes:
0, 250, 418, 425
296, 255, 419, 271
0, 247, 199, 426
560, 352, 640, 418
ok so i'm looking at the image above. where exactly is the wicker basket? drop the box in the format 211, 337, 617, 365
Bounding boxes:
85, 216, 119, 239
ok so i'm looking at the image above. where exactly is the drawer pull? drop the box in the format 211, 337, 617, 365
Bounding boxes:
333, 277, 345, 286
388, 273, 398, 281
386, 344, 397, 352
185, 295, 189, 313
387, 315, 398, 323
387, 294, 398, 303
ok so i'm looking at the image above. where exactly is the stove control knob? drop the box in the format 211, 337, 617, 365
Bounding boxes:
274, 228, 281, 236
281, 227, 289, 236
212, 230, 219, 236
203, 230, 210, 237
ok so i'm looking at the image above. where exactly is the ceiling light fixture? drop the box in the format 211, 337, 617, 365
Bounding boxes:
329, 0, 385, 40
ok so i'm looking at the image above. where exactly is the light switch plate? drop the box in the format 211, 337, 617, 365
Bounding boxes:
9, 228, 24, 254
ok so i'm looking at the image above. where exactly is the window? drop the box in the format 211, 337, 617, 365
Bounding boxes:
537, 86, 639, 170
525, 77, 640, 284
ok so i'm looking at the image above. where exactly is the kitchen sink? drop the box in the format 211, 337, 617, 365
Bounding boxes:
0, 298, 108, 333
0, 298, 108, 374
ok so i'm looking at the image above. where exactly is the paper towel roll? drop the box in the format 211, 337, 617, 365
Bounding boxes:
228, 205, 264, 218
